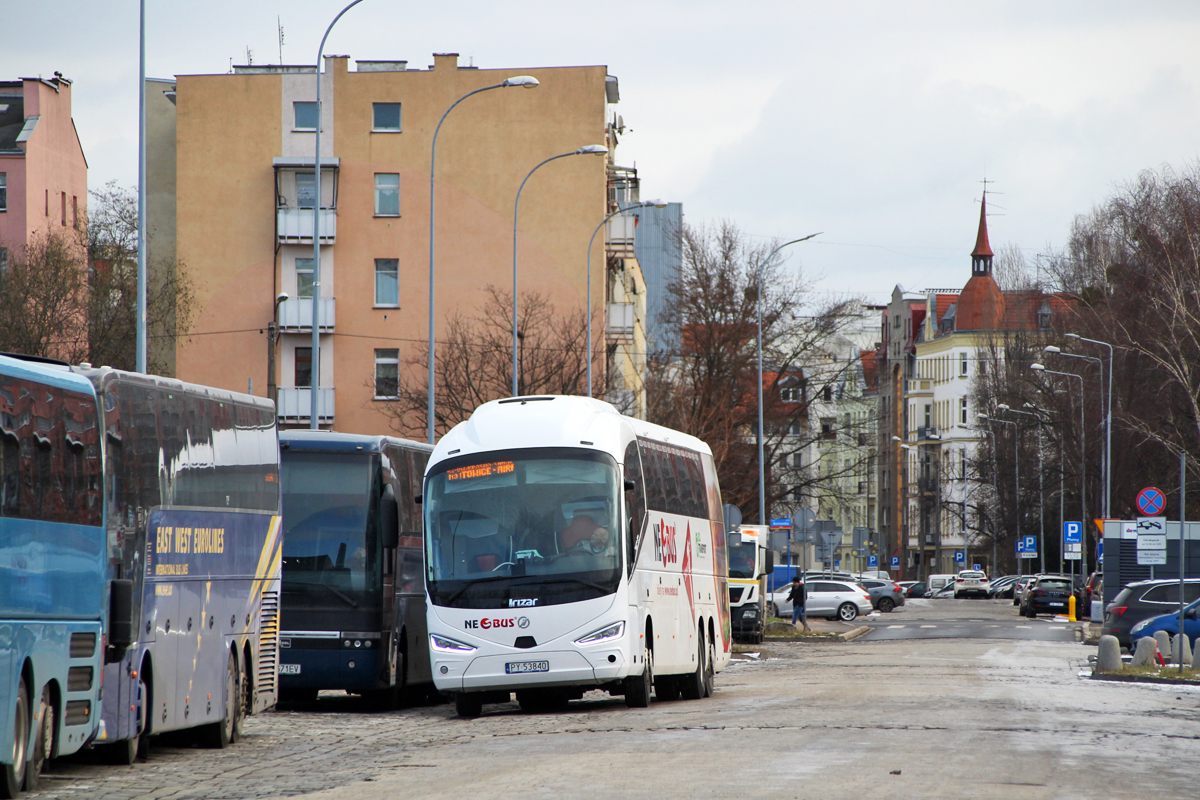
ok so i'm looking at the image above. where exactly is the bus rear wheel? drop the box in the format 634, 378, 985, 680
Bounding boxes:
680, 637, 705, 700
199, 652, 241, 749
702, 638, 716, 698
26, 686, 52, 790
2, 675, 29, 799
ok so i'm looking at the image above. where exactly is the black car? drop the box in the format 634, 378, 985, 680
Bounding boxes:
1102, 578, 1200, 649
1019, 575, 1075, 617
902, 581, 928, 598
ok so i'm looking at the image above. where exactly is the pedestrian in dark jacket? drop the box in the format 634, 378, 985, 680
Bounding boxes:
787, 576, 809, 630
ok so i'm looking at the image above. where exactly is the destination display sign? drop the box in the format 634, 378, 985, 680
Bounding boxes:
447, 460, 515, 481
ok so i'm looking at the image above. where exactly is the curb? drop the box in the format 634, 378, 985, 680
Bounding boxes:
1089, 671, 1200, 686
839, 625, 871, 642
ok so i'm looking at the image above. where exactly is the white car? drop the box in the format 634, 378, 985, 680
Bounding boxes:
953, 570, 990, 598
768, 579, 873, 622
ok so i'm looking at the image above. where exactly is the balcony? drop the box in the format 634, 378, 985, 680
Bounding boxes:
916, 425, 940, 441
277, 207, 336, 243
276, 387, 335, 422
278, 297, 336, 332
606, 214, 637, 258
607, 303, 635, 345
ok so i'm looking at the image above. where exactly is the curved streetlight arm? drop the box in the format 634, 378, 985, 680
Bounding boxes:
584, 200, 665, 396
310, 0, 367, 429
1031, 364, 1088, 573
756, 232, 822, 524
428, 78, 538, 443
512, 147, 606, 396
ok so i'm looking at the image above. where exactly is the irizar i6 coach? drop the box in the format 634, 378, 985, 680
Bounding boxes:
422, 396, 732, 717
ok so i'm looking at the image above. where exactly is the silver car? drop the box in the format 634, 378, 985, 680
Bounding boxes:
771, 579, 872, 622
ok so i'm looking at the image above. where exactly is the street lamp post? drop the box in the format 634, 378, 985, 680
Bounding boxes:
266, 291, 289, 406
1066, 333, 1115, 519
980, 414, 1019, 574
999, 404, 1046, 573
511, 145, 608, 396
428, 75, 539, 443
310, 0, 367, 430
584, 199, 666, 397
960, 424, 1000, 575
755, 233, 821, 525
1031, 363, 1087, 575
895, 438, 912, 577
1044, 345, 1104, 525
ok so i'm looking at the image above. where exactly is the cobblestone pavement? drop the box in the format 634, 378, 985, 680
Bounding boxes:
26, 630, 1200, 800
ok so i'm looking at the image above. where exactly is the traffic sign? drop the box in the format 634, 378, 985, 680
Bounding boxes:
1138, 549, 1167, 566
867, 555, 878, 569
1097, 541, 1103, 560
1136, 486, 1166, 516
891, 556, 900, 569
1137, 517, 1166, 534
973, 563, 981, 571
953, 550, 965, 563
770, 518, 792, 529
1137, 535, 1167, 550
1063, 521, 1082, 544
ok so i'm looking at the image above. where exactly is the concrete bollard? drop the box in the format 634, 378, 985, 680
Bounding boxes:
1095, 635, 1123, 673
1154, 630, 1173, 663
1172, 634, 1193, 667
1131, 636, 1159, 667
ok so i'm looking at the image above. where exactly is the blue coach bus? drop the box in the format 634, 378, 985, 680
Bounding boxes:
0, 355, 281, 797
277, 431, 433, 707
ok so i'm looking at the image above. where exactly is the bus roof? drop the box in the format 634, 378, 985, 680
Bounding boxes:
280, 429, 433, 454
431, 395, 711, 469
0, 353, 97, 396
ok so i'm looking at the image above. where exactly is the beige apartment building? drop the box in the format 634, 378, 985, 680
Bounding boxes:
149, 53, 648, 436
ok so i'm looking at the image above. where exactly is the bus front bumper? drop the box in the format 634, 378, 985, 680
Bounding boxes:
432, 647, 627, 693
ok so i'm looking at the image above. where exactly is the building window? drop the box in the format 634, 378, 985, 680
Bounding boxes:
0, 248, 7, 274
788, 419, 803, 437
792, 451, 803, 469
822, 385, 832, 402
72, 195, 78, 229
0, 174, 6, 211
820, 417, 836, 440
960, 398, 967, 425
61, 192, 66, 226
924, 404, 931, 429
375, 258, 399, 306
294, 101, 319, 131
374, 349, 399, 398
959, 352, 968, 376
296, 172, 316, 209
295, 347, 312, 388
372, 103, 401, 131
780, 386, 800, 403
295, 258, 314, 298
375, 173, 399, 216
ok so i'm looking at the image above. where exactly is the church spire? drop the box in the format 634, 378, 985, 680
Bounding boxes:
971, 191, 993, 276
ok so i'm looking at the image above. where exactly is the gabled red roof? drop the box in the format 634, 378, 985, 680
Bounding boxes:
972, 193, 993, 257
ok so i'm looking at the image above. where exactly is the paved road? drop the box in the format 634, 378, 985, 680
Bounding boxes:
25, 610, 1198, 800
858, 597, 1084, 642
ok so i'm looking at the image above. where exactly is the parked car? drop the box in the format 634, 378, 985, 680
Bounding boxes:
1102, 578, 1200, 649
987, 575, 1018, 598
953, 570, 990, 598
927, 573, 957, 594
928, 582, 957, 599
1019, 575, 1074, 617
1129, 598, 1200, 650
1011, 575, 1036, 606
900, 581, 928, 598
861, 579, 907, 613
857, 571, 893, 581
769, 579, 872, 621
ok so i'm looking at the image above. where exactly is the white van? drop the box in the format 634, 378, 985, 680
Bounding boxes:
927, 574, 957, 593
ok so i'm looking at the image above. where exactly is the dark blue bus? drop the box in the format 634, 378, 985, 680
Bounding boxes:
277, 431, 433, 708
0, 356, 282, 797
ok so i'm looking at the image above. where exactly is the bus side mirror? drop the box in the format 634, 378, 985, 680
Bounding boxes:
381, 485, 399, 550
109, 579, 135, 651
764, 550, 775, 574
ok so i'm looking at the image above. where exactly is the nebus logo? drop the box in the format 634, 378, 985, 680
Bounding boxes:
653, 520, 678, 564
465, 617, 516, 630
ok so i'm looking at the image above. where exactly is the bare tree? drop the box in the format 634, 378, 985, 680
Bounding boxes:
378, 285, 605, 438
0, 227, 89, 362
646, 220, 870, 522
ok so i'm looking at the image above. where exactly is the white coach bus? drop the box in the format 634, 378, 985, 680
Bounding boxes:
422, 396, 732, 717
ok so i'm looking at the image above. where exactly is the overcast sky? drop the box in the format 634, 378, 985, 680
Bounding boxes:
5, 1, 1199, 311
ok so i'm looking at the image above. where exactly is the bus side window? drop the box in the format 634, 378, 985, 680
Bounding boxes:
624, 441, 647, 570
408, 450, 430, 531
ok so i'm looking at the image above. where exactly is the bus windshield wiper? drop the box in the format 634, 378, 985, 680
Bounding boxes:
444, 574, 518, 606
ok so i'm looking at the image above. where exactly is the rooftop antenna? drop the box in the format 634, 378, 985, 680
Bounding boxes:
278, 17, 285, 64
245, 46, 253, 66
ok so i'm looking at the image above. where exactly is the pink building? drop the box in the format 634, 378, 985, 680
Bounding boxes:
0, 74, 88, 269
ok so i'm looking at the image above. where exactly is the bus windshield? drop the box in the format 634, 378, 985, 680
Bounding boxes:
424, 448, 621, 609
281, 452, 379, 603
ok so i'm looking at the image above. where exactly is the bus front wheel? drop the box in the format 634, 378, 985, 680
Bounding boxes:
624, 647, 652, 708
455, 693, 483, 718
1, 675, 29, 799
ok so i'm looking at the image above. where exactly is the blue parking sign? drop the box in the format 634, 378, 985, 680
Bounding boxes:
1063, 521, 1082, 544
891, 556, 900, 569
953, 550, 965, 563
867, 555, 878, 568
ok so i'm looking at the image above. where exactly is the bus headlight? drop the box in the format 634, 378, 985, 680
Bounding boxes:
430, 634, 477, 653
575, 621, 625, 645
